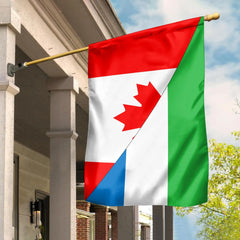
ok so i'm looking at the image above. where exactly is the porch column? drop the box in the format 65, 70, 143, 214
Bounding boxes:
95, 206, 109, 240
141, 225, 150, 240
118, 206, 138, 240
0, 4, 20, 240
152, 206, 173, 240
152, 206, 163, 240
165, 206, 173, 240
47, 77, 79, 240
111, 210, 118, 240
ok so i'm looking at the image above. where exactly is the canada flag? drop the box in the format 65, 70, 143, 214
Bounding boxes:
85, 17, 209, 207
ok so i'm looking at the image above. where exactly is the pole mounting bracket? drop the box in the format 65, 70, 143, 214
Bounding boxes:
7, 63, 27, 77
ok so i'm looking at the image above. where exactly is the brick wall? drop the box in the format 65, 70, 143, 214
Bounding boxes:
76, 201, 91, 240
141, 225, 150, 240
95, 206, 108, 240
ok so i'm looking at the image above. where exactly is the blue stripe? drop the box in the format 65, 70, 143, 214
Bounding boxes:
86, 150, 126, 206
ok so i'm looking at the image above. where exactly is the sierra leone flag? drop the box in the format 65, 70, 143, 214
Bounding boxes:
85, 17, 208, 207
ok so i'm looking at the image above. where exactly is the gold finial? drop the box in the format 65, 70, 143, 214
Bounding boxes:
204, 13, 220, 21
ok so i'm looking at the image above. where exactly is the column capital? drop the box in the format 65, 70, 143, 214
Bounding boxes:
0, 81, 19, 95
46, 130, 78, 140
0, 7, 21, 33
47, 76, 79, 94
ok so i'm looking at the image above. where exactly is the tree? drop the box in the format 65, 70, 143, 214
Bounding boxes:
176, 131, 240, 240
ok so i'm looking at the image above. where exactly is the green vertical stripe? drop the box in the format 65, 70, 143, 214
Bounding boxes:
168, 17, 208, 206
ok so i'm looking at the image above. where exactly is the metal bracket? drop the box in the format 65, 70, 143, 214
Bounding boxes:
7, 63, 27, 77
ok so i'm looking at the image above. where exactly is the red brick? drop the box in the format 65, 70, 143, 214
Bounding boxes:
95, 206, 108, 240
76, 201, 91, 240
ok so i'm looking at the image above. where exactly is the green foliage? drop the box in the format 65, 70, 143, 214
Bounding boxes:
176, 131, 240, 240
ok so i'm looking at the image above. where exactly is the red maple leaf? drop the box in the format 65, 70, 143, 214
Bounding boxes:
114, 82, 161, 131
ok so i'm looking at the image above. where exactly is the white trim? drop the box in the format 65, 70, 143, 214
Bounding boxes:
29, 0, 88, 72
85, 0, 126, 38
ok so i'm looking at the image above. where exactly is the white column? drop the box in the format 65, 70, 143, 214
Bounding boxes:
47, 77, 79, 240
0, 3, 20, 240
118, 206, 139, 240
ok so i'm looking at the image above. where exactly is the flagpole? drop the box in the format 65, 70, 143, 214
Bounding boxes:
25, 46, 89, 67
7, 46, 89, 77
7, 13, 219, 77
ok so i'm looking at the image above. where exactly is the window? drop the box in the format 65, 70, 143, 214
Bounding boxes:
35, 190, 49, 240
13, 154, 19, 240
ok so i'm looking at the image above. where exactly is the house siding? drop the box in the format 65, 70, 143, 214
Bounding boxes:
15, 142, 49, 240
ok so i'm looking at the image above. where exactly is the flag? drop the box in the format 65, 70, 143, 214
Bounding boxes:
85, 17, 208, 207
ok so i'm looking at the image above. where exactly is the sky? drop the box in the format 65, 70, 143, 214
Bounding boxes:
109, 0, 240, 239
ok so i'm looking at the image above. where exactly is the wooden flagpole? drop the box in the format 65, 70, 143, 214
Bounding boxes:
7, 13, 219, 77
25, 46, 89, 67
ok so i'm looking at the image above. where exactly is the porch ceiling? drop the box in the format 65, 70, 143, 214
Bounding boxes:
15, 47, 88, 163
13, 0, 124, 171
53, 0, 125, 45
53, 0, 105, 46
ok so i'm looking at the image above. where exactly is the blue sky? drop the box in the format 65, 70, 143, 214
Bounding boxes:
109, 0, 240, 239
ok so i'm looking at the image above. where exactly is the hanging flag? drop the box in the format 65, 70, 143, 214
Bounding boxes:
85, 16, 208, 207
